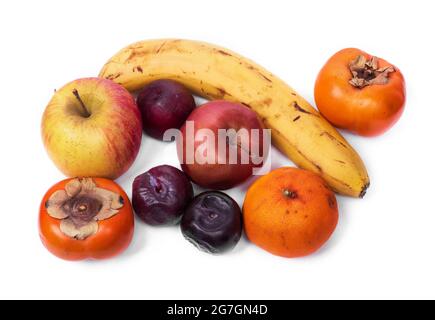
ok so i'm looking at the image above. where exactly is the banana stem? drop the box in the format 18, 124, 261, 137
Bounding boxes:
72, 89, 91, 117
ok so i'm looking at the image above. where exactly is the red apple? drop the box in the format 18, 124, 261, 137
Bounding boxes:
177, 100, 268, 189
41, 78, 142, 179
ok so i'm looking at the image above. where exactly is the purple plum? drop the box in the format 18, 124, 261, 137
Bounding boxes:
181, 191, 242, 254
132, 165, 194, 225
136, 79, 195, 140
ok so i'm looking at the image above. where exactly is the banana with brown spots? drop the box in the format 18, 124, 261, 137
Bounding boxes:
99, 39, 369, 197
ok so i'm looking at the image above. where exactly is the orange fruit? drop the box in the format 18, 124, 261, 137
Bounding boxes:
243, 167, 338, 258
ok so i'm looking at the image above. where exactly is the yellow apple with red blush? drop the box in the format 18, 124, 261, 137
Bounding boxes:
41, 77, 142, 179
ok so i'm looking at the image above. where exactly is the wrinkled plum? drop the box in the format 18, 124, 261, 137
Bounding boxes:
136, 79, 196, 140
132, 165, 194, 225
181, 191, 242, 254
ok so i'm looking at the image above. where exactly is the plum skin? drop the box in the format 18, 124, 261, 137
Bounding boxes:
136, 79, 195, 140
181, 191, 242, 254
132, 165, 194, 226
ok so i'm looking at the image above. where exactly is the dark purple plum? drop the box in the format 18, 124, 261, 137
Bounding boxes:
132, 165, 194, 225
181, 191, 242, 254
136, 79, 196, 140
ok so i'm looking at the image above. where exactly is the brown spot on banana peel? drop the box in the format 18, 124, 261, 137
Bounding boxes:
258, 73, 272, 83
127, 49, 150, 60
262, 98, 273, 106
313, 162, 323, 173
216, 87, 230, 98
155, 41, 167, 54
292, 101, 312, 115
320, 132, 348, 149
241, 102, 253, 109
216, 49, 232, 56
133, 66, 143, 73
129, 43, 144, 50
293, 116, 301, 122
106, 73, 122, 80
245, 64, 273, 83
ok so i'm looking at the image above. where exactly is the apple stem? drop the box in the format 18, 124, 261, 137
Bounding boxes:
72, 89, 91, 118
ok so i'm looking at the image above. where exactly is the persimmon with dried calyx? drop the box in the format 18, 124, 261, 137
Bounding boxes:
39, 177, 134, 261
315, 48, 406, 137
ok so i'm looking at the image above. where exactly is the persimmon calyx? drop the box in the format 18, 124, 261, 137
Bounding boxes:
45, 178, 124, 240
349, 55, 395, 89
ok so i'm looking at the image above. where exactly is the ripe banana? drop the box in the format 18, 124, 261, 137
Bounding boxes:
99, 39, 369, 197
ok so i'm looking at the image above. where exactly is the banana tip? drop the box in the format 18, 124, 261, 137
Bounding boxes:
359, 182, 370, 198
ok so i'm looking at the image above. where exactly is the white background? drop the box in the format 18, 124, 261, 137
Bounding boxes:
0, 0, 434, 300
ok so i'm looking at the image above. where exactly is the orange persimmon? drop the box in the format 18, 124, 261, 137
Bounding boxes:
39, 177, 134, 261
243, 167, 338, 258
315, 48, 406, 137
